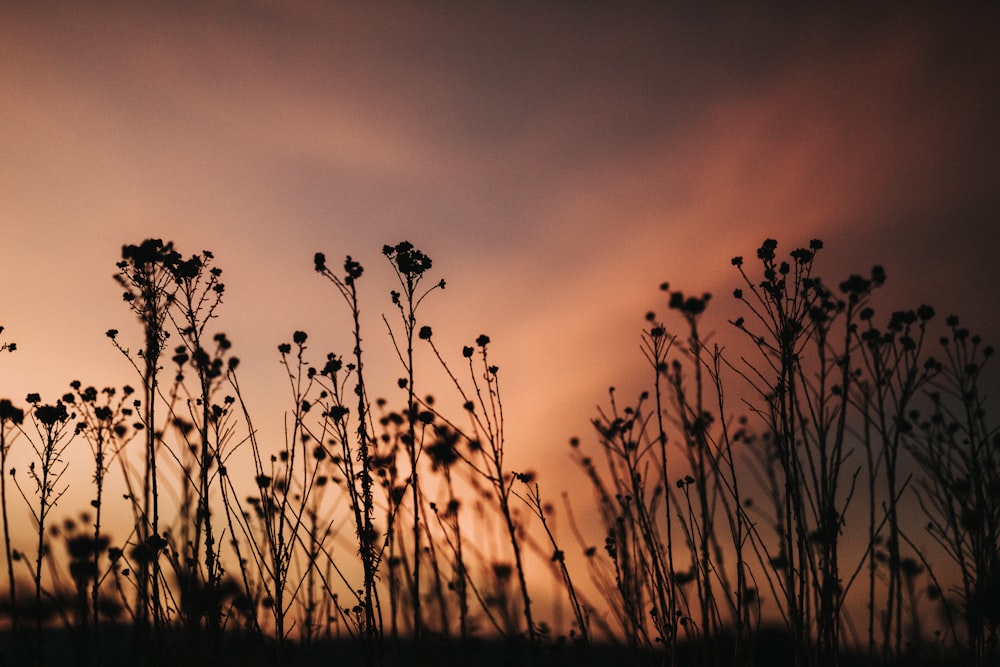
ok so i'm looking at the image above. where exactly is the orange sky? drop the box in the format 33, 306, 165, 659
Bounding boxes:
1, 1, 999, 636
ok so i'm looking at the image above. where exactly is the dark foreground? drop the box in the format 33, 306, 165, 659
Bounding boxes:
0, 625, 965, 666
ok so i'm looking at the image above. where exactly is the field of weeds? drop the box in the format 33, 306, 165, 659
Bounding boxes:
0, 238, 996, 666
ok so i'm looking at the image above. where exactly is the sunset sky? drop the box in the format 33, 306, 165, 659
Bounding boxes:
2, 0, 999, 627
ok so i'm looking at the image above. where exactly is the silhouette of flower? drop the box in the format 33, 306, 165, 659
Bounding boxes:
757, 239, 778, 262
214, 332, 232, 350
513, 471, 535, 484
344, 256, 364, 281
871, 265, 886, 286
427, 427, 461, 470
667, 290, 710, 317
121, 239, 181, 269
327, 406, 349, 422
790, 248, 814, 264
0, 399, 24, 425
384, 241, 432, 277
322, 354, 342, 376
839, 274, 871, 297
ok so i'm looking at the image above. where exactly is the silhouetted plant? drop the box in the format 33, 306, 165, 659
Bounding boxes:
727, 239, 869, 666
11, 393, 75, 664
381, 241, 444, 639
164, 248, 233, 638
111, 238, 182, 635
0, 394, 24, 639
226, 331, 340, 647
664, 285, 756, 664
313, 251, 383, 647
908, 317, 999, 664
585, 387, 674, 651
851, 298, 938, 663
67, 381, 137, 661
425, 331, 538, 642
514, 478, 589, 645
566, 237, 997, 667
425, 421, 471, 639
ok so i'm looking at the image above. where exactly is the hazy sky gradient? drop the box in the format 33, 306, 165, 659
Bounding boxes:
2, 1, 999, 619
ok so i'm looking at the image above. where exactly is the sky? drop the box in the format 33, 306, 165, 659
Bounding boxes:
2, 0, 999, 633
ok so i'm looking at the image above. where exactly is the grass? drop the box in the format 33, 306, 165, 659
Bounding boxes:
0, 237, 996, 666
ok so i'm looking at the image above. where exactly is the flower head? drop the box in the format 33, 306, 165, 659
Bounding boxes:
34, 401, 69, 426
384, 241, 432, 277
0, 399, 24, 425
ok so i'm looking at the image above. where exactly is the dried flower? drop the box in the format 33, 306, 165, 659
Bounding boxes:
0, 399, 24, 425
